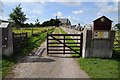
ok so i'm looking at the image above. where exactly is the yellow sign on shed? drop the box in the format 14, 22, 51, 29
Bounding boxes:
99, 32, 103, 38
93, 31, 109, 39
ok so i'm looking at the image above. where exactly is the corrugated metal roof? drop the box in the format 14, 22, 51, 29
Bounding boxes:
0, 22, 9, 28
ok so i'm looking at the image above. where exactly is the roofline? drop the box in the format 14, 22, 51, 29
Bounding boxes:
0, 19, 9, 22
58, 18, 70, 21
58, 18, 69, 19
93, 16, 113, 22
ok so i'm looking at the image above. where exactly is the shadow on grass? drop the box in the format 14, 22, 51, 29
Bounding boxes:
112, 49, 120, 62
112, 48, 120, 79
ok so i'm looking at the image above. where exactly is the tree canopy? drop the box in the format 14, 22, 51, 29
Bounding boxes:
35, 18, 41, 27
9, 4, 28, 28
115, 23, 120, 30
41, 18, 61, 27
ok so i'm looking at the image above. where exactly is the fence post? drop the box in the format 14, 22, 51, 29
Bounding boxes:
80, 33, 83, 56
12, 32, 14, 52
26, 32, 28, 46
47, 33, 49, 55
20, 33, 21, 42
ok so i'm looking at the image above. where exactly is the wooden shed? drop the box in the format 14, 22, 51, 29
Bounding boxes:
0, 20, 13, 57
93, 16, 113, 30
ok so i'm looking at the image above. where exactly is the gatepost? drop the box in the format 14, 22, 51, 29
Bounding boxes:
82, 16, 115, 58
0, 20, 13, 57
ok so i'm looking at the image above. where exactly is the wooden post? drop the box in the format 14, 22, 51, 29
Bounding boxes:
80, 33, 83, 57
26, 32, 28, 46
47, 33, 49, 55
20, 33, 21, 47
12, 32, 14, 51
31, 25, 33, 36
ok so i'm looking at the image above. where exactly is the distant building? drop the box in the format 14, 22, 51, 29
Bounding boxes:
58, 18, 71, 27
0, 20, 8, 24
70, 25, 76, 29
84, 24, 92, 30
75, 23, 83, 31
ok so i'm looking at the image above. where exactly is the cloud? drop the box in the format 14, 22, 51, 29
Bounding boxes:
25, 15, 39, 23
95, 2, 118, 15
0, 16, 9, 20
68, 16, 75, 20
1, 0, 45, 2
30, 9, 42, 15
21, 3, 44, 16
68, 16, 71, 19
72, 10, 83, 14
67, 15, 80, 25
53, 11, 63, 17
0, 2, 3, 16
1, 0, 119, 2
60, 2, 81, 6
96, 12, 104, 17
50, 0, 81, 6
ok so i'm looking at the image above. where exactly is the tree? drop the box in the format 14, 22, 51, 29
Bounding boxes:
41, 18, 61, 27
49, 19, 55, 26
30, 23, 34, 27
9, 4, 28, 28
35, 18, 41, 27
54, 19, 61, 27
115, 24, 120, 30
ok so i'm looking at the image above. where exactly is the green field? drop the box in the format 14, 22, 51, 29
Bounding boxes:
2, 27, 55, 78
12, 27, 53, 37
50, 27, 59, 46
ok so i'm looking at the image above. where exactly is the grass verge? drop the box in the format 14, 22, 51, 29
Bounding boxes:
78, 57, 119, 79
60, 27, 120, 79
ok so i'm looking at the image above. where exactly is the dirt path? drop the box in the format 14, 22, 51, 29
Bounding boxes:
6, 28, 90, 79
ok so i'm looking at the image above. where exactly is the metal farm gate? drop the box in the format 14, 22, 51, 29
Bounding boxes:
47, 33, 83, 56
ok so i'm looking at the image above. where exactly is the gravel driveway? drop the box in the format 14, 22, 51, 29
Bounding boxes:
6, 28, 90, 79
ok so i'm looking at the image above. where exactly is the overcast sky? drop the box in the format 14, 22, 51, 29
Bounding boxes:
0, 0, 119, 26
